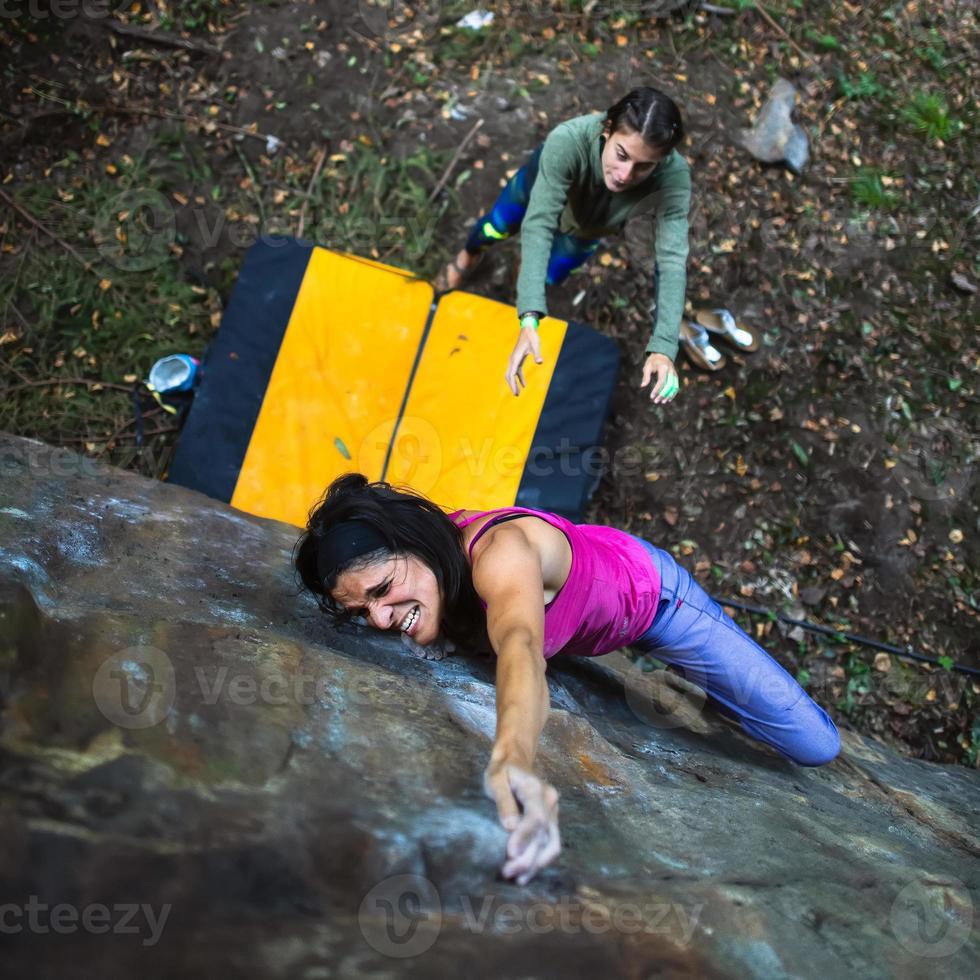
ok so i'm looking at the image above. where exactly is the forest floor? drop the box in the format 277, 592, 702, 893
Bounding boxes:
1, 1, 977, 764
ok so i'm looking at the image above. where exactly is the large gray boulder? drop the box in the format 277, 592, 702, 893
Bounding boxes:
0, 433, 976, 978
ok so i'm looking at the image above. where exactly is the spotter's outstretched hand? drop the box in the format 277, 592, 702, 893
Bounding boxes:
505, 326, 544, 397
641, 352, 679, 404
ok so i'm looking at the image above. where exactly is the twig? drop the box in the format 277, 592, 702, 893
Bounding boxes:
99, 103, 282, 148
2, 234, 36, 335
90, 407, 165, 452
346, 26, 382, 53
0, 187, 93, 271
700, 3, 738, 15
378, 56, 413, 101
234, 144, 266, 227
27, 88, 286, 146
297, 146, 328, 239
1, 346, 35, 388
60, 425, 177, 445
949, 196, 980, 252
428, 118, 484, 203
818, 96, 847, 139
105, 19, 220, 55
1, 377, 134, 396
754, 3, 818, 68
121, 50, 180, 64
5, 300, 30, 332
705, 49, 737, 78
22, 86, 283, 148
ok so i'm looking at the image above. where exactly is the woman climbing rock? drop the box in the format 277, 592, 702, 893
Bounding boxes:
295, 475, 841, 885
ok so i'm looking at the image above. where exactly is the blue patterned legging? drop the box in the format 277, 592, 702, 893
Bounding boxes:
632, 538, 841, 767
464, 146, 602, 287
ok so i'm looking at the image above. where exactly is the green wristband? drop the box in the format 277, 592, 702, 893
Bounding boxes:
520, 313, 540, 331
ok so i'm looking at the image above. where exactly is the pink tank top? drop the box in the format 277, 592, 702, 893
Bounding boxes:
450, 506, 661, 659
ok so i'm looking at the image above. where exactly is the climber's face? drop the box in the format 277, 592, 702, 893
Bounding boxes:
332, 553, 442, 646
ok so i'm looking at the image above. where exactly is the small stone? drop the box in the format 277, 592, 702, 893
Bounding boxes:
948, 529, 964, 544
739, 78, 809, 174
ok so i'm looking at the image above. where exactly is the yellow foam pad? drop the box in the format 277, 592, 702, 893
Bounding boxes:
390, 290, 564, 512
230, 250, 433, 525
230, 248, 566, 526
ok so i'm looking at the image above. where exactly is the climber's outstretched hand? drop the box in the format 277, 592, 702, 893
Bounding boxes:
484, 760, 561, 885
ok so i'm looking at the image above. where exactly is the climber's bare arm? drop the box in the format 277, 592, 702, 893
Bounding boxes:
471, 522, 561, 885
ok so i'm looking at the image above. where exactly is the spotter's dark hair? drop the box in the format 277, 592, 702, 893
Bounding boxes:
605, 86, 685, 153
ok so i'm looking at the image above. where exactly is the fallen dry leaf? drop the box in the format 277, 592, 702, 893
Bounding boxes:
950, 271, 976, 293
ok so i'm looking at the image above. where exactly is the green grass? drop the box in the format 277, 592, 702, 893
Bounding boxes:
0, 158, 216, 476
804, 28, 841, 52
269, 141, 457, 279
966, 718, 980, 768
837, 652, 874, 719
900, 92, 963, 143
157, 0, 237, 31
850, 167, 899, 211
836, 71, 885, 102
913, 28, 951, 76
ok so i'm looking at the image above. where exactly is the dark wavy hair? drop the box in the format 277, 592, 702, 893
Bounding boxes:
605, 86, 685, 153
294, 473, 485, 646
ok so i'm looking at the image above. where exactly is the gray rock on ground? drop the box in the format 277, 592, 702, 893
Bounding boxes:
740, 77, 811, 174
0, 433, 976, 978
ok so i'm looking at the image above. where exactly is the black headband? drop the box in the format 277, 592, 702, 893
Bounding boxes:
316, 520, 390, 586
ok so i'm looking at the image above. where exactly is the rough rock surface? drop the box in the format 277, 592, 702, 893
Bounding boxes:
0, 433, 976, 978
739, 77, 810, 174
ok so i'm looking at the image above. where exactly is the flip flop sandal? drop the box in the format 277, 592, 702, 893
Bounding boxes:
694, 308, 761, 353
435, 251, 483, 292
679, 320, 727, 372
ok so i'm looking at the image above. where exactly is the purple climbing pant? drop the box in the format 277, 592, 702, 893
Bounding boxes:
632, 538, 841, 767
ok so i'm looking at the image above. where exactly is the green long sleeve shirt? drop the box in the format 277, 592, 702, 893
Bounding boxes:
516, 112, 691, 361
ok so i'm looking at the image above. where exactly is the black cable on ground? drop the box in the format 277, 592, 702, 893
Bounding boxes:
717, 596, 980, 678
